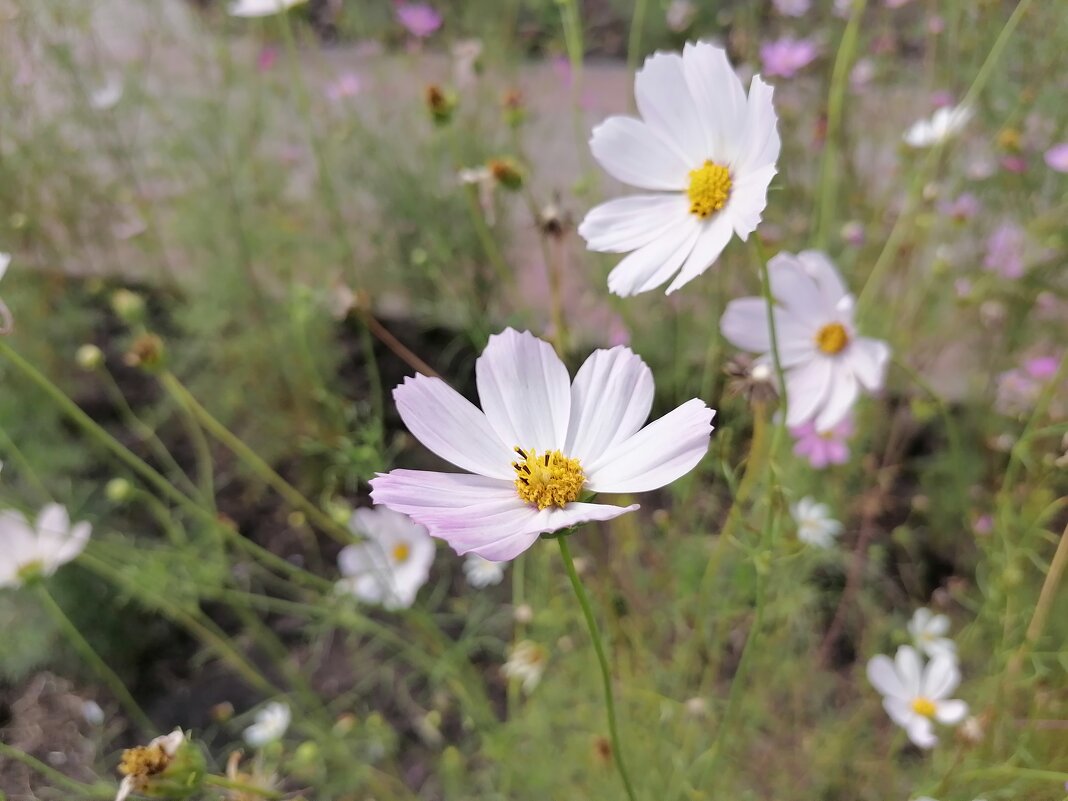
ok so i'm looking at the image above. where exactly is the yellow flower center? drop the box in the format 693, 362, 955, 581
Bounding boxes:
815, 322, 849, 355
512, 447, 585, 510
686, 160, 732, 219
392, 543, 411, 564
911, 697, 937, 718
119, 744, 172, 779
15, 560, 44, 583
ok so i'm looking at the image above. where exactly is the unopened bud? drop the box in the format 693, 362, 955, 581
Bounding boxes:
501, 88, 526, 128
76, 344, 104, 371
105, 478, 133, 504
425, 84, 457, 125
123, 333, 164, 370
488, 158, 524, 190
111, 289, 146, 324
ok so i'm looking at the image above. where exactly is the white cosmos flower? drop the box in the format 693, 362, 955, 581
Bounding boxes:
502, 640, 548, 694
115, 729, 187, 801
228, 0, 307, 17
867, 645, 969, 749
578, 41, 780, 296
903, 104, 972, 148
720, 250, 891, 431
0, 252, 11, 279
908, 607, 957, 660
791, 496, 841, 548
0, 504, 92, 588
463, 554, 506, 588
336, 508, 435, 610
370, 329, 715, 562
243, 701, 291, 748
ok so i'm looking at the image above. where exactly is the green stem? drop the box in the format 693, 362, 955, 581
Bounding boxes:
557, 536, 639, 801
204, 774, 283, 799
625, 0, 649, 79
0, 423, 52, 502
0, 741, 113, 799
36, 583, 155, 733
754, 240, 789, 421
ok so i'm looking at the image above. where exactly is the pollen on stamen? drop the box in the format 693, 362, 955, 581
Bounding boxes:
512, 447, 585, 510
686, 160, 732, 219
815, 322, 849, 355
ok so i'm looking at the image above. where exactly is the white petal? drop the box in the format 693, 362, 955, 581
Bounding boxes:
784, 359, 832, 427
848, 338, 891, 391
814, 364, 858, 431
721, 297, 772, 353
589, 116, 691, 190
796, 250, 848, 306
0, 253, 10, 281
922, 654, 960, 699
634, 51, 705, 164
894, 645, 924, 696
906, 716, 938, 749
733, 76, 781, 174
867, 654, 906, 699
51, 521, 91, 568
565, 346, 654, 464
475, 329, 571, 452
606, 216, 701, 297
393, 375, 512, 479
767, 252, 830, 316
371, 469, 516, 512
726, 163, 776, 239
927, 613, 951, 637
585, 399, 714, 493
681, 41, 747, 160
934, 699, 968, 725
882, 696, 913, 727
578, 194, 689, 254
665, 213, 735, 294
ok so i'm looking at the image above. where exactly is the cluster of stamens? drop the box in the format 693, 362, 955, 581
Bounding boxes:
686, 160, 732, 218
119, 743, 173, 782
392, 542, 411, 564
911, 697, 937, 718
512, 447, 585, 510
815, 322, 849, 355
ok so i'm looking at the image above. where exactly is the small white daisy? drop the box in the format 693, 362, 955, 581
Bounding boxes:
867, 645, 968, 749
228, 0, 307, 17
115, 729, 187, 801
578, 41, 780, 296
720, 250, 891, 431
463, 554, 506, 588
336, 508, 435, 610
243, 701, 291, 748
502, 640, 548, 694
903, 104, 972, 148
791, 496, 841, 548
907, 607, 957, 661
0, 504, 92, 588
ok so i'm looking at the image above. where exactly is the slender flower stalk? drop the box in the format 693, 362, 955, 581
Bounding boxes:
558, 535, 638, 801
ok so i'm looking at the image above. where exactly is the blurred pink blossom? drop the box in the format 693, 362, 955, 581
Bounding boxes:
954, 278, 972, 298
973, 515, 993, 536
938, 192, 980, 221
849, 58, 875, 92
927, 15, 945, 34
760, 37, 819, 79
885, 0, 915, 7
395, 2, 442, 38
840, 221, 865, 247
1043, 142, 1068, 172
325, 72, 362, 101
1000, 155, 1028, 174
996, 355, 1062, 416
773, 0, 810, 16
257, 46, 278, 72
791, 416, 854, 469
983, 223, 1027, 279
665, 0, 696, 31
930, 90, 954, 109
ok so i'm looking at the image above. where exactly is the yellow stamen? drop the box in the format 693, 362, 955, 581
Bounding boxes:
512, 447, 585, 510
911, 697, 937, 718
815, 322, 849, 355
686, 160, 732, 219
119, 744, 172, 779
392, 543, 411, 563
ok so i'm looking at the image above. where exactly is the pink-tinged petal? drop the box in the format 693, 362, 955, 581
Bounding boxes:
393, 375, 512, 479
867, 655, 906, 699
922, 654, 960, 699
934, 699, 968, 725
585, 399, 714, 493
578, 194, 689, 254
371, 469, 516, 511
1043, 142, 1068, 172
825, 439, 849, 464
767, 252, 828, 315
784, 359, 832, 427
589, 116, 691, 191
906, 716, 937, 749
634, 51, 705, 165
606, 216, 701, 297
814, 365, 858, 431
796, 250, 848, 306
681, 41, 747, 161
721, 297, 772, 353
894, 645, 924, 696
666, 212, 734, 294
733, 76, 780, 174
727, 163, 776, 239
565, 346, 654, 464
807, 441, 830, 469
475, 329, 571, 452
849, 338, 891, 391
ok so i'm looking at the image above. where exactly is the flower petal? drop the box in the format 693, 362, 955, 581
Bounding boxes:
565, 346, 654, 464
922, 654, 960, 699
934, 699, 968, 725
589, 116, 691, 191
784, 358, 832, 427
606, 216, 701, 297
475, 329, 572, 452
768, 252, 828, 316
848, 337, 891, 391
733, 75, 781, 174
868, 654, 905, 698
681, 41, 747, 161
635, 51, 705, 164
578, 194, 689, 254
393, 374, 512, 479
665, 213, 735, 294
727, 163, 776, 239
721, 297, 772, 353
796, 250, 848, 306
906, 716, 938, 749
585, 399, 714, 493
894, 645, 924, 696
882, 697, 913, 727
814, 364, 858, 432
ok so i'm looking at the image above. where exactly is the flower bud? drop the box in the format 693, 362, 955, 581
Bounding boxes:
123, 333, 165, 371
425, 84, 457, 126
105, 478, 133, 504
488, 158, 523, 191
76, 344, 105, 371
116, 730, 204, 801
111, 289, 146, 324
501, 88, 526, 128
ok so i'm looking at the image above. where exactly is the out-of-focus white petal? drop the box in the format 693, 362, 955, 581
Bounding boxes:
796, 250, 849, 305
634, 51, 706, 164
849, 338, 891, 391
589, 116, 691, 191
934, 699, 968, 725
894, 646, 924, 697
784, 358, 832, 427
721, 297, 773, 353
867, 655, 906, 699
565, 346, 654, 464
922, 654, 961, 699
229, 0, 306, 17
606, 216, 701, 297
768, 252, 831, 315
475, 328, 571, 453
814, 365, 858, 431
578, 194, 689, 254
906, 716, 938, 749
0, 253, 10, 282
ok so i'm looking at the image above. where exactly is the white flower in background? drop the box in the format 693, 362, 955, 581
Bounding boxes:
904, 104, 972, 148
773, 0, 810, 16
720, 250, 891, 431
791, 497, 842, 548
463, 554, 506, 588
908, 607, 957, 660
370, 329, 715, 561
89, 76, 123, 111
243, 701, 291, 748
0, 252, 10, 279
503, 640, 548, 693
867, 645, 968, 748
665, 0, 697, 32
0, 504, 92, 588
459, 165, 497, 224
228, 0, 307, 17
115, 729, 187, 801
336, 508, 435, 610
578, 41, 780, 296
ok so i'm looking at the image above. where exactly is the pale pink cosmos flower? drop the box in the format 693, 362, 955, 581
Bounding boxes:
370, 329, 715, 561
760, 37, 819, 79
938, 193, 980, 222
1000, 154, 1027, 174
995, 355, 1061, 416
257, 46, 278, 72
791, 415, 853, 468
884, 0, 915, 7
1044, 143, 1068, 172
395, 2, 442, 38
325, 72, 362, 102
772, 0, 810, 16
983, 223, 1027, 279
